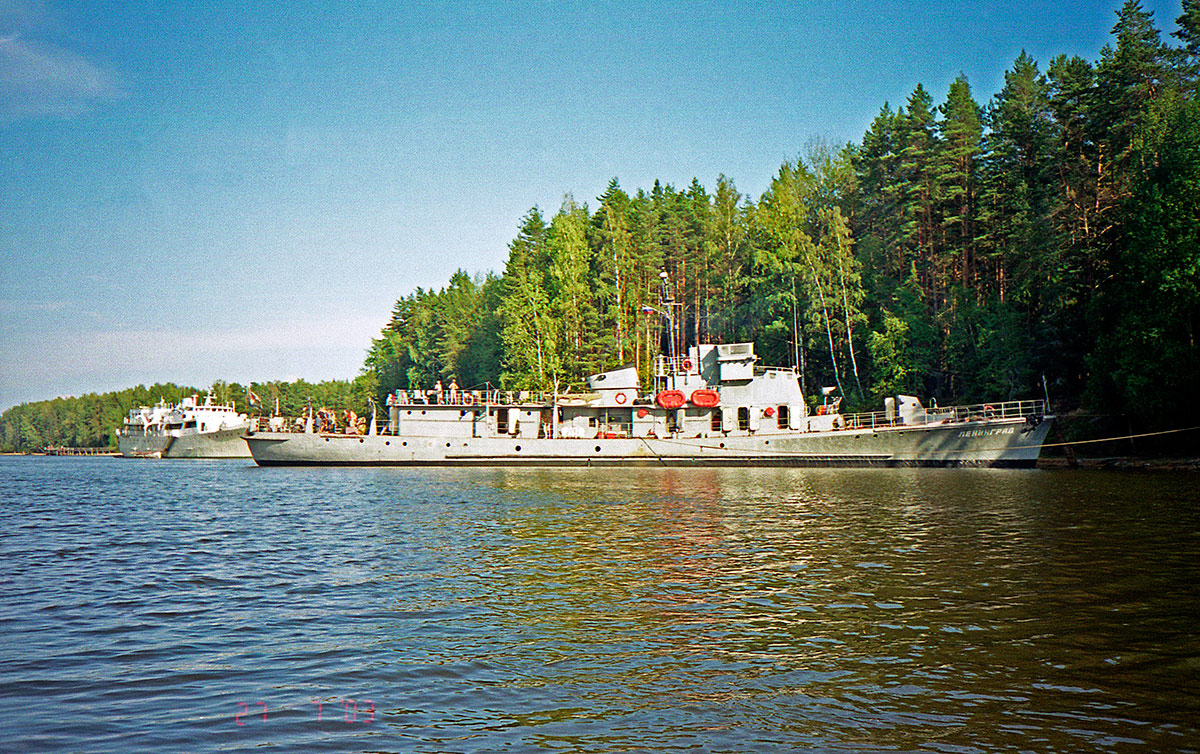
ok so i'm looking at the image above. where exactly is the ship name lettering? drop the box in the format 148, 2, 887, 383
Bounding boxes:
956, 426, 1016, 439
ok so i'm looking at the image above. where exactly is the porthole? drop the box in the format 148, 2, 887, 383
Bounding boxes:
402, 441, 407, 447
515, 445, 521, 452
720, 442, 726, 448
595, 445, 602, 452
445, 442, 451, 447
359, 438, 364, 443
385, 441, 390, 446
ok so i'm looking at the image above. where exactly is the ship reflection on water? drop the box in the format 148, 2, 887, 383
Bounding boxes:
2, 460, 1197, 752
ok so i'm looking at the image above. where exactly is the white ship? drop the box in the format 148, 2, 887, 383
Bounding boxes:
117, 394, 251, 458
243, 341, 1053, 468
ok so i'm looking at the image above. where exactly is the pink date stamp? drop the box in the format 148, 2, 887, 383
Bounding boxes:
235, 698, 375, 724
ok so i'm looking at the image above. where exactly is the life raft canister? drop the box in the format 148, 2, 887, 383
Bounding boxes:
656, 390, 686, 409
689, 389, 720, 407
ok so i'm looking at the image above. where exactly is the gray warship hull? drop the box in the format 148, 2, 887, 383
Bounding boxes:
246, 341, 1053, 468
118, 426, 251, 458
245, 416, 1052, 468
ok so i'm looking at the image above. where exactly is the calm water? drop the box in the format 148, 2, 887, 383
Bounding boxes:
1, 457, 1198, 753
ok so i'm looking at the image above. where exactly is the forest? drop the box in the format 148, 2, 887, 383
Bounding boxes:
3, 1, 1198, 454
0, 378, 368, 452
363, 2, 1200, 445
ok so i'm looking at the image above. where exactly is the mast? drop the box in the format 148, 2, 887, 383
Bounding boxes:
659, 270, 679, 389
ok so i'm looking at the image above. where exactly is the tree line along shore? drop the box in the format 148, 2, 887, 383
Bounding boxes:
3, 1, 1198, 456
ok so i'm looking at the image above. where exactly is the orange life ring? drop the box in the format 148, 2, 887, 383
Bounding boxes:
615, 392, 627, 404
682, 359, 692, 371
764, 406, 776, 418
656, 390, 686, 409
462, 393, 474, 405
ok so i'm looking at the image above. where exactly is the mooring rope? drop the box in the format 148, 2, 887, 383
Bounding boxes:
644, 422, 1200, 457
1038, 424, 1200, 449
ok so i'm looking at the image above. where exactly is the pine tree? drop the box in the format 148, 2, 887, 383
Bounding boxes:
854, 103, 902, 279
934, 75, 982, 293
1175, 0, 1200, 84
498, 208, 556, 389
894, 85, 939, 301
708, 174, 751, 342
545, 198, 602, 384
978, 52, 1056, 303
1095, 0, 1172, 190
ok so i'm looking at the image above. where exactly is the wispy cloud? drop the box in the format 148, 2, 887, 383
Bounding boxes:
0, 33, 124, 118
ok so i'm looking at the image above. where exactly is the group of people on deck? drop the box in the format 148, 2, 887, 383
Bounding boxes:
389, 379, 467, 406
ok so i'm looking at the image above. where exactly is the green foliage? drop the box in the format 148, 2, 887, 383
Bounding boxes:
359, 3, 1194, 441
867, 311, 914, 400
1088, 92, 1200, 425
363, 269, 502, 400
1, 383, 196, 451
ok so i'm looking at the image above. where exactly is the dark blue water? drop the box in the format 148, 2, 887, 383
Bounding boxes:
2, 457, 1199, 753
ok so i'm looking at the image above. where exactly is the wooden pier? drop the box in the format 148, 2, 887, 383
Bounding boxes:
43, 446, 119, 456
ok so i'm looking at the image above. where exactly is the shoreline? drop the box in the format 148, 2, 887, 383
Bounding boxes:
4, 451, 1198, 470
1038, 457, 1200, 471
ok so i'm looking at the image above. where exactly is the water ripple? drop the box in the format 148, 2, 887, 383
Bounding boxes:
1, 459, 1199, 752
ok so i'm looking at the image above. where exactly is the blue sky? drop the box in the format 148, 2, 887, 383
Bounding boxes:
0, 0, 1185, 409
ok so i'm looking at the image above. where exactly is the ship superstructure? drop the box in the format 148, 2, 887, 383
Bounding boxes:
118, 394, 251, 458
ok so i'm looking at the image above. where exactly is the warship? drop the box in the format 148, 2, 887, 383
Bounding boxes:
243, 341, 1052, 468
118, 394, 251, 458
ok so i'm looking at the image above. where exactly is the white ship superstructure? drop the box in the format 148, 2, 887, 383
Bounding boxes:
118, 394, 251, 458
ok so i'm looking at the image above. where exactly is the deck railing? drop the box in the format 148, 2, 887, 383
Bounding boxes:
840, 399, 1047, 431
389, 389, 557, 407
252, 396, 1047, 436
